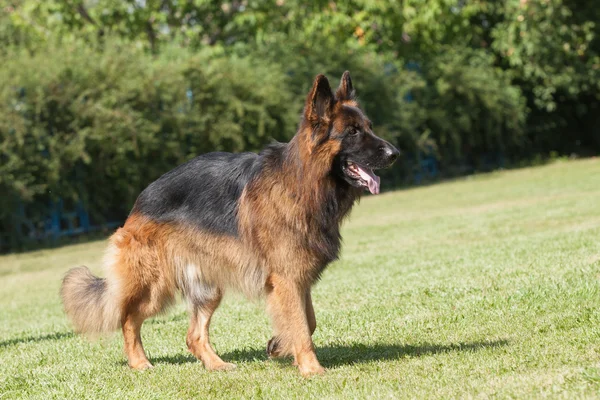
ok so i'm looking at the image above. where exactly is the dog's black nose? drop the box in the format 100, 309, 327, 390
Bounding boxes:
382, 144, 400, 163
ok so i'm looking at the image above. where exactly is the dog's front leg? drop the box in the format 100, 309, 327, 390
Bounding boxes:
305, 289, 316, 336
265, 274, 324, 377
268, 288, 317, 366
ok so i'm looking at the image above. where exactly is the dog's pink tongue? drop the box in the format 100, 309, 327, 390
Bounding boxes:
356, 165, 381, 194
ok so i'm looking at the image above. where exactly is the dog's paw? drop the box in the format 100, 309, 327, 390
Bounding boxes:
298, 363, 325, 378
266, 336, 282, 358
207, 361, 237, 371
129, 360, 154, 371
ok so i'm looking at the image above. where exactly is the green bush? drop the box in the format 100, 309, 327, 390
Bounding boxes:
396, 47, 526, 169
0, 40, 295, 248
0, 37, 533, 249
0, 0, 598, 252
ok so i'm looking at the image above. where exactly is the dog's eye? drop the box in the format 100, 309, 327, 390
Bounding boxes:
348, 128, 359, 136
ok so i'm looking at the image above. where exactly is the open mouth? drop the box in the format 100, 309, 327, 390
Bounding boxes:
345, 162, 381, 194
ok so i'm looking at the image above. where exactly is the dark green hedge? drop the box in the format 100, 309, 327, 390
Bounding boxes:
0, 42, 296, 247
0, 39, 543, 250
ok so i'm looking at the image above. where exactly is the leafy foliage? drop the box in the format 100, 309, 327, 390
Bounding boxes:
0, 40, 294, 246
0, 0, 598, 249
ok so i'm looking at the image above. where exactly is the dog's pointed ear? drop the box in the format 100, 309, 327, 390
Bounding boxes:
305, 74, 334, 124
335, 70, 356, 102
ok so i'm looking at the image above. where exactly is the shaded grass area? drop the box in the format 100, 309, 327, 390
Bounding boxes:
1, 159, 600, 398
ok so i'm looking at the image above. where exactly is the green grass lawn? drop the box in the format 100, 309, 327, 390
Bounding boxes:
2, 159, 600, 399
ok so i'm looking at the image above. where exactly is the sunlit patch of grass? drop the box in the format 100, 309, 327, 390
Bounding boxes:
1, 159, 600, 398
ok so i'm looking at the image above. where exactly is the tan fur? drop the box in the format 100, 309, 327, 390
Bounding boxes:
232, 115, 354, 376
60, 265, 121, 335
61, 72, 378, 377
61, 138, 342, 374
61, 213, 271, 369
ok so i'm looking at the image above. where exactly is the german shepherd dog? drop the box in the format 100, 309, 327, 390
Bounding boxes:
61, 71, 399, 377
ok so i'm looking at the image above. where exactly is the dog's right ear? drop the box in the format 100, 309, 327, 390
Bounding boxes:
336, 71, 356, 102
304, 74, 334, 125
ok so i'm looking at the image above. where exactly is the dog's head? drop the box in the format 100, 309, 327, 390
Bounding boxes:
300, 71, 400, 194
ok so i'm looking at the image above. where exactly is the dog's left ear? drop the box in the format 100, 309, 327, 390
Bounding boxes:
335, 71, 356, 102
305, 74, 334, 124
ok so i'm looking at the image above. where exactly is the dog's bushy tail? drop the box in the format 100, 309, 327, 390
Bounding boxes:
60, 266, 121, 334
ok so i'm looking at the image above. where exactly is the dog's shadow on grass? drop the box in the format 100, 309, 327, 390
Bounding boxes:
315, 339, 509, 368
150, 353, 199, 365
152, 339, 509, 367
0, 331, 74, 348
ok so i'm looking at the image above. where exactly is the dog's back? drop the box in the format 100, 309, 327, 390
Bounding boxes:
133, 151, 261, 237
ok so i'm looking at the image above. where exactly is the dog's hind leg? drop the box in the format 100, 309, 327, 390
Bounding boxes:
121, 289, 173, 370
122, 311, 153, 370
186, 289, 235, 371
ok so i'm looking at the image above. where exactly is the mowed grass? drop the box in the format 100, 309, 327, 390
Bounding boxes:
2, 159, 600, 399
